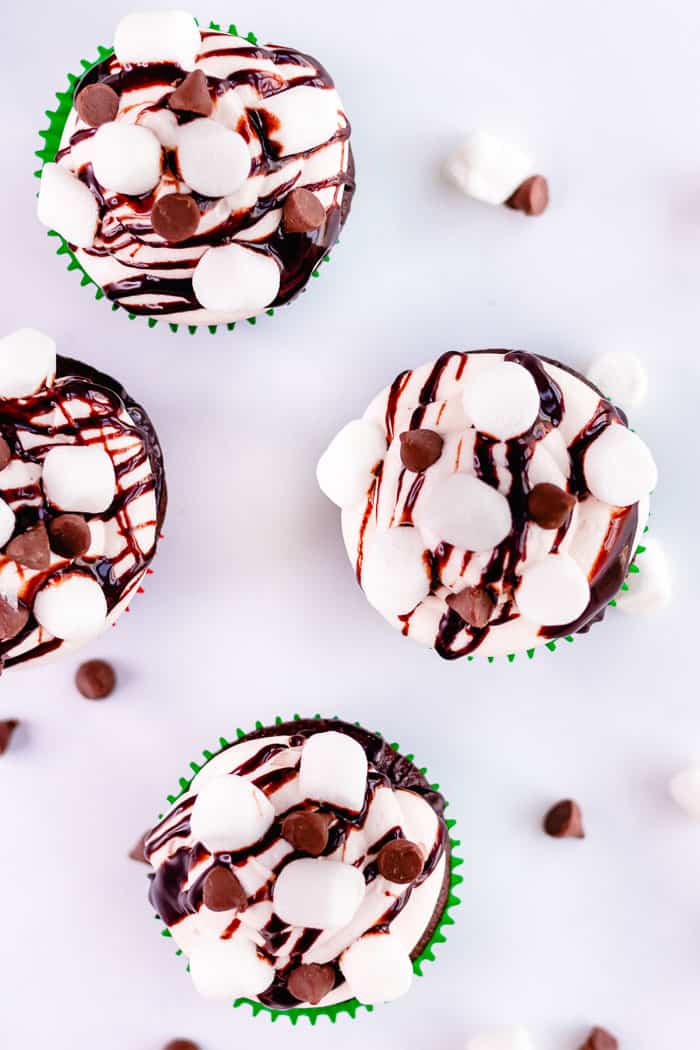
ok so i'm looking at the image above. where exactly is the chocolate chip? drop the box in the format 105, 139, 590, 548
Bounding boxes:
506, 174, 549, 216
75, 83, 120, 127
527, 483, 576, 530
151, 193, 200, 244
75, 659, 116, 700
163, 1041, 200, 1050
129, 832, 150, 864
377, 839, 424, 884
446, 585, 495, 628
544, 799, 585, 839
283, 188, 326, 234
202, 866, 247, 912
399, 429, 444, 472
0, 720, 19, 755
281, 811, 331, 856
5, 523, 51, 570
168, 70, 213, 116
579, 1028, 618, 1050
0, 437, 11, 471
287, 963, 336, 1005
48, 515, 91, 559
0, 597, 29, 642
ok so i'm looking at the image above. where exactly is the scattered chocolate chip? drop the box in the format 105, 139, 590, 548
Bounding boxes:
48, 514, 91, 559
579, 1028, 618, 1050
168, 70, 213, 116
0, 597, 29, 642
506, 174, 549, 216
446, 585, 495, 628
282, 811, 331, 856
527, 483, 576, 530
399, 429, 444, 472
0, 437, 11, 471
163, 1041, 200, 1050
75, 659, 116, 700
5, 522, 51, 571
0, 720, 19, 755
202, 866, 247, 912
75, 83, 120, 127
283, 188, 326, 234
287, 963, 336, 1005
377, 839, 424, 884
544, 799, 585, 839
129, 832, 150, 864
151, 193, 200, 244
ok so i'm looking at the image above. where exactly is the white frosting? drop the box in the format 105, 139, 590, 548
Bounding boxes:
91, 122, 163, 196
669, 766, 700, 820
42, 446, 116, 514
444, 131, 534, 205
586, 350, 649, 409
299, 731, 368, 812
466, 1027, 535, 1050
114, 10, 201, 69
0, 329, 57, 399
36, 163, 99, 248
190, 775, 275, 853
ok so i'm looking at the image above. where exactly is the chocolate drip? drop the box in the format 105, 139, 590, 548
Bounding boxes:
504, 350, 564, 429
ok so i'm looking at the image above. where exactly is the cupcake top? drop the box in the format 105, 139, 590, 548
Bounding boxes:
318, 350, 657, 659
0, 328, 165, 669
37, 10, 355, 326
145, 720, 449, 1009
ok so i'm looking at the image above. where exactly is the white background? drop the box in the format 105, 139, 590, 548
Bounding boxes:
1, 1, 699, 1047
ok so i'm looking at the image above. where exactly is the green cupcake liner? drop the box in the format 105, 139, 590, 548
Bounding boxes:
34, 20, 336, 335
149, 713, 463, 1024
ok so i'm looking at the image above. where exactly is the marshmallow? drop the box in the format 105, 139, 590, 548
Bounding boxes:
299, 731, 368, 812
340, 933, 413, 1005
273, 858, 365, 929
91, 122, 162, 195
42, 446, 116, 514
584, 424, 657, 507
516, 553, 590, 625
192, 244, 280, 316
177, 119, 250, 197
33, 573, 107, 640
414, 473, 512, 552
463, 361, 540, 440
260, 86, 340, 156
587, 351, 649, 409
317, 420, 386, 508
189, 934, 273, 1000
0, 498, 15, 547
190, 774, 275, 853
361, 525, 430, 615
444, 131, 534, 205
465, 1026, 535, 1050
0, 329, 56, 399
114, 10, 201, 69
669, 766, 700, 820
617, 536, 672, 614
37, 163, 99, 248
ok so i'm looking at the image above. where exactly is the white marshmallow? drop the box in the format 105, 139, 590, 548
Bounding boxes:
33, 573, 107, 640
91, 122, 162, 196
189, 934, 273, 1000
584, 424, 657, 507
299, 731, 368, 812
587, 351, 649, 409
617, 536, 672, 614
190, 774, 275, 853
0, 329, 56, 399
177, 119, 250, 197
669, 766, 700, 820
42, 446, 116, 514
192, 244, 280, 317
37, 163, 99, 248
340, 933, 413, 1005
114, 10, 201, 69
463, 361, 540, 440
260, 86, 340, 156
466, 1026, 535, 1050
414, 473, 512, 552
444, 131, 534, 206
317, 420, 386, 509
273, 858, 365, 929
516, 553, 590, 625
0, 498, 15, 547
361, 525, 430, 615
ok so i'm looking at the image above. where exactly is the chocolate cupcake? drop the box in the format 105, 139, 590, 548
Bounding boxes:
36, 11, 355, 330
0, 328, 165, 670
144, 718, 460, 1019
317, 350, 657, 661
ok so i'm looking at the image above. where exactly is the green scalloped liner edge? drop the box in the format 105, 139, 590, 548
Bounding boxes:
151, 713, 463, 1025
34, 21, 336, 335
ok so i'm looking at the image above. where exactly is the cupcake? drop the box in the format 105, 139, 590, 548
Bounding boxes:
144, 718, 459, 1018
317, 350, 657, 661
0, 327, 166, 670
36, 10, 355, 329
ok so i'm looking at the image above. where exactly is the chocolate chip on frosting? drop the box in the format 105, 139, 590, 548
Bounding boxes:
75, 659, 116, 700
0, 597, 29, 642
578, 1028, 618, 1050
0, 436, 11, 471
0, 719, 19, 755
48, 514, 91, 559
544, 799, 585, 839
75, 83, 120, 127
202, 866, 247, 912
377, 839, 424, 884
527, 482, 576, 529
399, 429, 444, 473
446, 585, 495, 628
168, 69, 213, 116
281, 811, 331, 856
151, 193, 200, 244
283, 188, 326, 234
5, 522, 51, 570
506, 175, 550, 216
287, 963, 336, 1005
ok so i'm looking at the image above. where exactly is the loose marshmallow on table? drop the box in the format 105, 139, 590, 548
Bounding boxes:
273, 858, 366, 929
587, 351, 649, 409
0, 498, 15, 547
316, 419, 386, 508
299, 731, 368, 812
260, 86, 340, 156
414, 473, 512, 552
669, 766, 700, 820
177, 119, 251, 197
617, 536, 672, 614
361, 526, 430, 615
37, 163, 99, 248
33, 573, 108, 640
463, 360, 540, 440
189, 934, 274, 1000
584, 424, 657, 507
444, 131, 534, 205
340, 932, 413, 1005
192, 244, 281, 316
114, 10, 201, 69
0, 328, 56, 399
190, 774, 275, 853
42, 446, 116, 514
516, 553, 590, 625
91, 123, 162, 196
465, 1026, 535, 1050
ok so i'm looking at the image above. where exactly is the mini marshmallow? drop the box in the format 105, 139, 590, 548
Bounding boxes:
444, 131, 534, 206
37, 163, 99, 248
340, 933, 413, 1005
584, 424, 657, 507
273, 858, 365, 929
177, 119, 250, 197
91, 122, 162, 195
299, 731, 368, 812
463, 361, 540, 440
414, 473, 512, 552
0, 329, 56, 399
42, 446, 116, 514
114, 10, 201, 69
317, 420, 386, 508
189, 934, 273, 1000
669, 766, 700, 820
192, 244, 280, 317
516, 553, 590, 625
587, 351, 649, 409
33, 573, 108, 640
361, 525, 430, 615
259, 86, 340, 156
190, 774, 275, 853
0, 498, 15, 547
465, 1026, 535, 1050
617, 536, 672, 614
